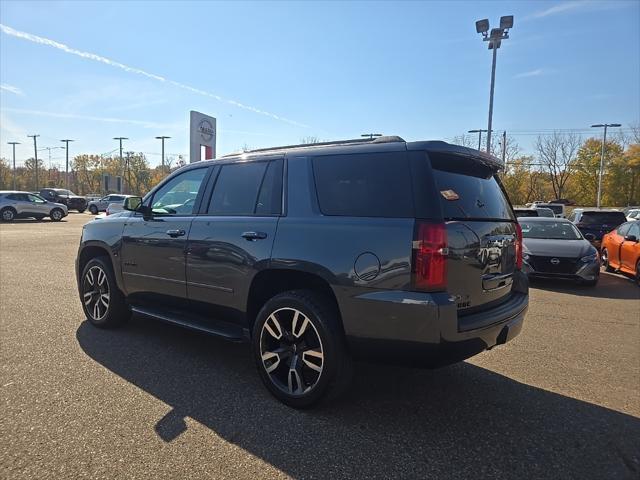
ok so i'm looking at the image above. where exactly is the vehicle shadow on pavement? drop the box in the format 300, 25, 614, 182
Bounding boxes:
76, 318, 639, 480
531, 272, 639, 300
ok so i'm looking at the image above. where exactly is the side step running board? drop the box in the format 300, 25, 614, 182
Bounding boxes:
131, 306, 248, 342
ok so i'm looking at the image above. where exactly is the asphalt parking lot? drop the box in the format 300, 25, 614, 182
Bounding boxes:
1, 213, 639, 479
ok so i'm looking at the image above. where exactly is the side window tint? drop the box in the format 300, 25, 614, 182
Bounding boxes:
151, 168, 208, 215
208, 162, 268, 215
256, 159, 283, 215
618, 223, 631, 236
628, 223, 640, 238
28, 194, 45, 203
312, 153, 413, 217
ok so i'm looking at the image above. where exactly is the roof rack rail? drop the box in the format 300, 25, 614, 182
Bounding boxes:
221, 135, 405, 157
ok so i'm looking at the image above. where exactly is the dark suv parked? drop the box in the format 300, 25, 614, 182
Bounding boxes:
39, 188, 87, 213
568, 209, 628, 249
76, 137, 529, 407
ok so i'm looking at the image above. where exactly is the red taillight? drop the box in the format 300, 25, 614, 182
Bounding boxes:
515, 222, 523, 269
412, 221, 447, 291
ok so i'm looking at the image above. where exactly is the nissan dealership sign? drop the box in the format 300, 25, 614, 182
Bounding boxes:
190, 110, 217, 162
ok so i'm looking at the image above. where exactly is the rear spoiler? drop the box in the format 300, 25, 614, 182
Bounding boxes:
407, 141, 504, 171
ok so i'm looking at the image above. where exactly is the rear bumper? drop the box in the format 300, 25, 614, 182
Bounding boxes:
341, 271, 529, 367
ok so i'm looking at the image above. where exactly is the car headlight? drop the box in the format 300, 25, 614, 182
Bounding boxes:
580, 253, 598, 263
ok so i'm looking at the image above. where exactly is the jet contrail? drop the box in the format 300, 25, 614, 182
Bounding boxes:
0, 23, 308, 128
1, 83, 24, 96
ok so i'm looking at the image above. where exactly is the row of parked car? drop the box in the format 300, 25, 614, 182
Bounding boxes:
0, 188, 136, 222
515, 205, 639, 286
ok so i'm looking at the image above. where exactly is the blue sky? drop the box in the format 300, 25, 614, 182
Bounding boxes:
1, 0, 639, 167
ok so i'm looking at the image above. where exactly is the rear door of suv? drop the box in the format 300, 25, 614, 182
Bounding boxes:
186, 156, 283, 323
422, 149, 520, 317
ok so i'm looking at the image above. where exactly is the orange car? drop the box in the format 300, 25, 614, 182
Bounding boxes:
601, 220, 640, 284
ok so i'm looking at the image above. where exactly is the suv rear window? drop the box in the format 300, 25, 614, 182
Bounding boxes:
579, 212, 627, 225
429, 153, 514, 221
312, 152, 413, 217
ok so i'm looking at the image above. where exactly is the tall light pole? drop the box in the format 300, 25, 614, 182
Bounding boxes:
113, 137, 128, 192
7, 141, 20, 190
155, 136, 171, 172
591, 123, 621, 208
27, 134, 40, 191
475, 15, 513, 154
468, 129, 488, 151
61, 139, 74, 191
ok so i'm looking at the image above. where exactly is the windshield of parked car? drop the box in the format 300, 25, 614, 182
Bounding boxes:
520, 221, 582, 240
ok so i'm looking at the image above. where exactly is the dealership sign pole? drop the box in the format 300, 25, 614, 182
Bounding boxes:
190, 111, 217, 162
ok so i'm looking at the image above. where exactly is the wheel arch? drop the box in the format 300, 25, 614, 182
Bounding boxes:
246, 268, 343, 337
78, 242, 125, 293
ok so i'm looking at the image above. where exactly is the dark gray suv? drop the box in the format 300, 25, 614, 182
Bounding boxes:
76, 136, 529, 407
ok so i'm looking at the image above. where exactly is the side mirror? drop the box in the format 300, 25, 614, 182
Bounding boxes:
625, 234, 638, 242
124, 196, 143, 212
584, 233, 595, 241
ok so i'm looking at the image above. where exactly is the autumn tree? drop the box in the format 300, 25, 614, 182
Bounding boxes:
535, 132, 581, 201
572, 138, 624, 206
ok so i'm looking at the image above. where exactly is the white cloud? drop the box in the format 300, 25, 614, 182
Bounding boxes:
2, 107, 180, 130
531, 1, 587, 18
0, 23, 308, 128
514, 69, 545, 79
0, 83, 24, 96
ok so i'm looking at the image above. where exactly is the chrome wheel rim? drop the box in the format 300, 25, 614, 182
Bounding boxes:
260, 307, 324, 396
2, 210, 13, 220
601, 249, 608, 268
51, 210, 62, 220
82, 266, 110, 321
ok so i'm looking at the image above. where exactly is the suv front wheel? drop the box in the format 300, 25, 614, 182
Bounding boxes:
252, 290, 353, 408
81, 257, 130, 328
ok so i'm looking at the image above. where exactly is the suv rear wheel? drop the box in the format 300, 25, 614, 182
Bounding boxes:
81, 257, 130, 328
50, 208, 64, 222
1, 207, 16, 222
89, 205, 98, 215
252, 290, 352, 408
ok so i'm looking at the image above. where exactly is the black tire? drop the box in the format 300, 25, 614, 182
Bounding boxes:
1, 207, 16, 222
80, 256, 130, 328
252, 290, 353, 408
636, 261, 640, 287
89, 205, 98, 215
49, 208, 64, 222
601, 248, 614, 272
77, 208, 86, 213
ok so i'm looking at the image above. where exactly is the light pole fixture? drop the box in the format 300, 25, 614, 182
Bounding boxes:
60, 139, 74, 191
468, 129, 489, 151
475, 15, 513, 155
591, 123, 621, 208
361, 133, 382, 140
155, 136, 171, 172
7, 141, 20, 190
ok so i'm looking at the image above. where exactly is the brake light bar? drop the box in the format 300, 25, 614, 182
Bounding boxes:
515, 222, 523, 269
412, 221, 448, 291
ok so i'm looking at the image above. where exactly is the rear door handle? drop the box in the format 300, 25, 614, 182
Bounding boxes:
166, 229, 186, 238
241, 231, 268, 241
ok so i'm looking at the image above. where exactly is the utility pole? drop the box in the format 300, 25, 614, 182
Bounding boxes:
468, 129, 488, 151
7, 142, 20, 190
27, 134, 40, 191
155, 136, 171, 173
60, 139, 74, 192
591, 123, 621, 208
475, 16, 513, 154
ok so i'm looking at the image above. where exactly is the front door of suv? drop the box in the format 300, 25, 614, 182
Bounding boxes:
186, 157, 283, 323
120, 167, 211, 307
